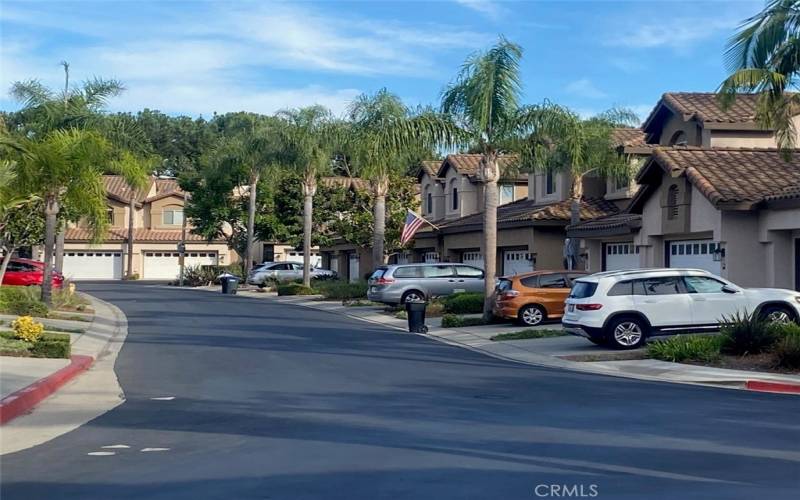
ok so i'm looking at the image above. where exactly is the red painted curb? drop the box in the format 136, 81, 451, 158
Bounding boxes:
0, 355, 94, 425
745, 380, 800, 394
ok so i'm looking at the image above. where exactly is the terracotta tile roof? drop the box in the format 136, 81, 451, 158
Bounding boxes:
438, 197, 619, 231
648, 92, 761, 126
650, 147, 800, 207
611, 128, 649, 149
104, 175, 185, 203
65, 228, 221, 242
103, 176, 145, 204
566, 213, 642, 237
765, 185, 800, 202
420, 160, 442, 179
437, 154, 520, 178
144, 178, 185, 202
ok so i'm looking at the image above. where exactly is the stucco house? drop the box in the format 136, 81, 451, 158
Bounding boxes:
60, 176, 236, 280
568, 92, 800, 291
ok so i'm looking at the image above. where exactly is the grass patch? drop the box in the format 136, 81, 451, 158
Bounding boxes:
0, 335, 34, 356
491, 329, 566, 341
43, 325, 86, 334
773, 323, 800, 369
0, 330, 71, 358
0, 286, 48, 316
342, 299, 381, 307
441, 314, 487, 328
648, 335, 722, 363
312, 280, 367, 300
52, 288, 90, 311
47, 313, 92, 322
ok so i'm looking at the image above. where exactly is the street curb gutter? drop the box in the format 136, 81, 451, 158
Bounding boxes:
0, 355, 93, 425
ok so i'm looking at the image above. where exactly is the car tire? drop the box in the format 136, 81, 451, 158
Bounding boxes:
606, 315, 648, 350
759, 305, 797, 325
401, 290, 425, 304
518, 304, 546, 326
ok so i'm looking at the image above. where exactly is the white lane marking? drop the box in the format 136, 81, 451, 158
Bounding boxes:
150, 396, 175, 401
140, 447, 170, 452
101, 444, 130, 449
87, 451, 116, 456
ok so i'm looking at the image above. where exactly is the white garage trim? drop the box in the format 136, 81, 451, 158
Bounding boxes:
461, 251, 484, 270
63, 251, 123, 280
424, 251, 439, 263
143, 251, 218, 280
603, 242, 640, 272
287, 251, 321, 268
667, 239, 722, 275
502, 250, 534, 276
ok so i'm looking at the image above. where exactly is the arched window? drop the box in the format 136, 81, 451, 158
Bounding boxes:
667, 184, 679, 220
452, 187, 459, 210
669, 130, 687, 146
426, 191, 433, 214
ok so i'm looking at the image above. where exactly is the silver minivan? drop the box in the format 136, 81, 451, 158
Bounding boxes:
367, 263, 485, 304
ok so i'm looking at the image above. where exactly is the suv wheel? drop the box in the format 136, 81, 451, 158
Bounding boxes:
760, 305, 796, 325
518, 305, 545, 326
401, 290, 425, 304
607, 316, 647, 350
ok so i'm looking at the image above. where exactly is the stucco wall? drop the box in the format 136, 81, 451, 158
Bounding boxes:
148, 196, 185, 230
709, 130, 777, 148
659, 114, 702, 146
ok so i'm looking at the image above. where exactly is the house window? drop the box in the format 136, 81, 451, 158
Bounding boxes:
451, 187, 459, 210
106, 208, 114, 224
499, 184, 514, 205
545, 171, 555, 195
162, 208, 184, 226
667, 185, 679, 220
669, 130, 687, 146
426, 192, 433, 214
613, 174, 629, 191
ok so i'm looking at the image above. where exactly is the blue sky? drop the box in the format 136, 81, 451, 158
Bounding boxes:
0, 0, 765, 122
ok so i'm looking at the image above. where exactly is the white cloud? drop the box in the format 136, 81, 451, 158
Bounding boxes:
565, 78, 607, 99
606, 17, 738, 50
454, 0, 506, 20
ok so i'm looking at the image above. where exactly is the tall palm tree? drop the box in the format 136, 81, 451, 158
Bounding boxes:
1, 129, 138, 304
276, 106, 336, 287
718, 0, 800, 151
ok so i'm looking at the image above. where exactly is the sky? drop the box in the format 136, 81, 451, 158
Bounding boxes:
0, 0, 766, 123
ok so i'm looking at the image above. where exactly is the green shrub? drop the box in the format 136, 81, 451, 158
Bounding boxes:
312, 280, 367, 300
442, 293, 484, 314
771, 323, 800, 369
648, 335, 722, 363
276, 283, 316, 296
719, 311, 779, 355
441, 314, 486, 328
52, 288, 90, 310
0, 331, 70, 358
0, 287, 49, 316
0, 336, 33, 356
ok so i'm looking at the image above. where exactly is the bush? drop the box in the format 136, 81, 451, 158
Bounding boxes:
442, 293, 484, 314
0, 286, 49, 316
312, 280, 367, 300
441, 314, 486, 328
12, 316, 45, 343
0, 331, 70, 358
719, 311, 779, 355
648, 335, 722, 363
52, 288, 90, 310
276, 283, 316, 296
0, 336, 33, 356
772, 322, 800, 369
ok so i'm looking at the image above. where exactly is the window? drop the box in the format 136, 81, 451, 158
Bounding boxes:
455, 265, 483, 278
669, 130, 687, 146
684, 276, 726, 294
451, 187, 459, 210
520, 276, 539, 288
545, 171, 555, 195
394, 266, 422, 278
162, 208, 184, 226
613, 174, 630, 191
423, 265, 455, 278
538, 274, 568, 288
426, 192, 433, 214
106, 208, 114, 224
569, 281, 598, 299
608, 281, 632, 296
499, 184, 514, 205
369, 269, 386, 280
666, 185, 679, 220
642, 276, 683, 295
496, 278, 513, 293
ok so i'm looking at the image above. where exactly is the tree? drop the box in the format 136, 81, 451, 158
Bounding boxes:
0, 198, 45, 287
718, 0, 800, 152
1, 129, 130, 304
277, 106, 336, 286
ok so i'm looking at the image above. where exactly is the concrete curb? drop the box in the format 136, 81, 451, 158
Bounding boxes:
745, 379, 800, 394
0, 355, 93, 425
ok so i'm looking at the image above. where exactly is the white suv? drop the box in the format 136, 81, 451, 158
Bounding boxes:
562, 268, 800, 349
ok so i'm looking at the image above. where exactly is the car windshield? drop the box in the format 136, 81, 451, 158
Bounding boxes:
569, 281, 598, 299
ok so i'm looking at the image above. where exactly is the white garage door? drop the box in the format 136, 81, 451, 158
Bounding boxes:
143, 251, 218, 280
462, 251, 484, 270
63, 251, 123, 280
604, 242, 641, 271
503, 250, 534, 276
348, 253, 360, 282
668, 240, 722, 275
287, 251, 322, 268
424, 251, 439, 263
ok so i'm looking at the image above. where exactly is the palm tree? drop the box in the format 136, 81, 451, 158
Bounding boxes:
1, 129, 122, 304
276, 106, 336, 287
209, 114, 282, 277
718, 0, 800, 151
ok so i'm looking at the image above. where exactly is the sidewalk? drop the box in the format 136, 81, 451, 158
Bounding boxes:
1, 293, 128, 444
252, 292, 800, 394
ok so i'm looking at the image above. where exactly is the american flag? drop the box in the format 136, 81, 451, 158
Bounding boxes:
400, 210, 427, 245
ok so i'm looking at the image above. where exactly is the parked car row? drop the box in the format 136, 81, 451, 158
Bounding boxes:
247, 261, 337, 287
366, 262, 800, 351
1, 258, 64, 288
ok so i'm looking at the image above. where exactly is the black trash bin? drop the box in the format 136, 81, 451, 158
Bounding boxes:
220, 275, 239, 295
405, 299, 427, 333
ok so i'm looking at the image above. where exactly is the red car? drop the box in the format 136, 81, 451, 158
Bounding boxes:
2, 258, 64, 288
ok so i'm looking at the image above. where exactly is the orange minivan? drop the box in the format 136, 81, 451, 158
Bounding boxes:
494, 270, 589, 326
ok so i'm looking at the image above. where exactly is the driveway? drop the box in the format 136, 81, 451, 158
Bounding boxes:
2, 282, 799, 499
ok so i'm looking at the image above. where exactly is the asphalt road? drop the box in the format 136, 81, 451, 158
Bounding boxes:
2, 283, 799, 500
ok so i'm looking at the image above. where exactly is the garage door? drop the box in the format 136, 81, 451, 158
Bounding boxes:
63, 251, 123, 280
143, 251, 218, 280
503, 250, 534, 276
667, 240, 721, 275
424, 251, 439, 263
287, 251, 322, 268
462, 251, 484, 270
348, 253, 360, 282
603, 242, 640, 271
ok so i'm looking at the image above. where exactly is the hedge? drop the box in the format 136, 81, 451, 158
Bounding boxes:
441, 314, 487, 328
276, 283, 316, 296
442, 293, 484, 314
312, 280, 367, 300
0, 331, 71, 358
0, 287, 49, 316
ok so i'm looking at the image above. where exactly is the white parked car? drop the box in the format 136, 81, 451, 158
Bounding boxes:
247, 262, 336, 287
562, 268, 800, 349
